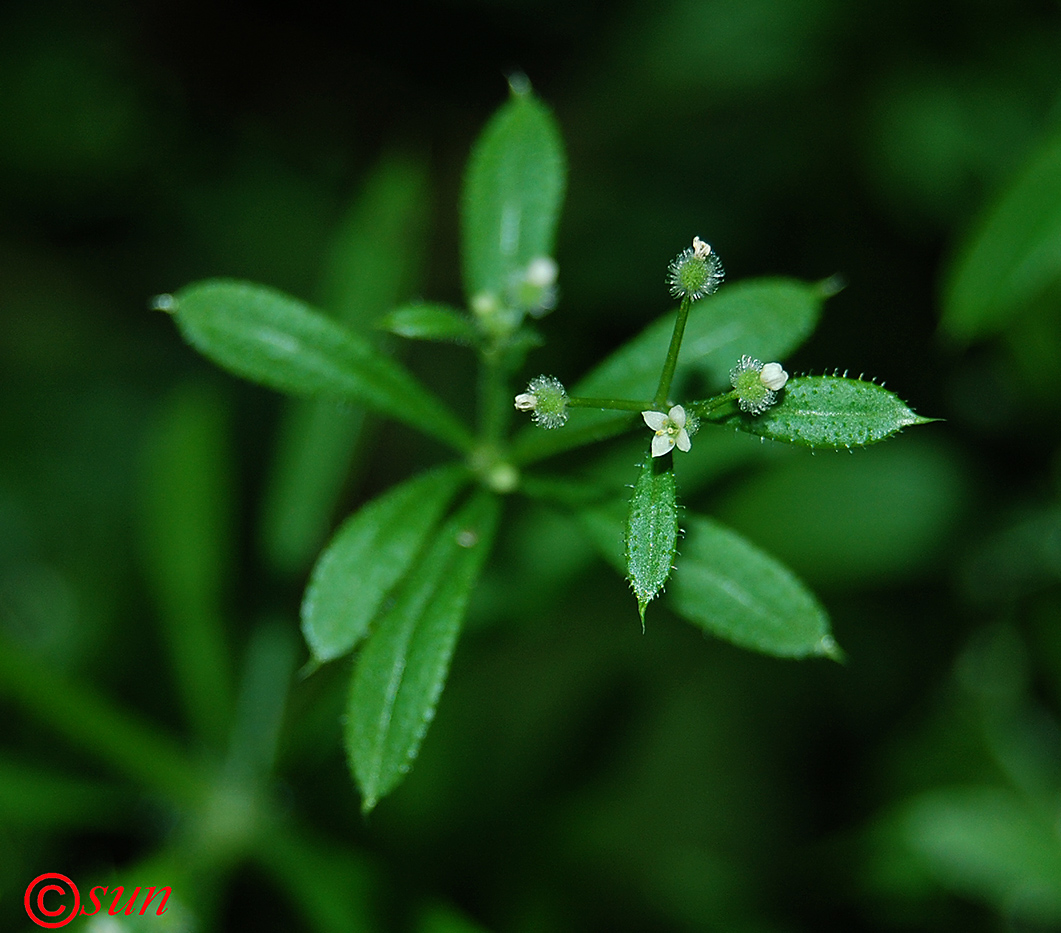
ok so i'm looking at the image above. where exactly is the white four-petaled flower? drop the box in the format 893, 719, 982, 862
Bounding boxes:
642, 405, 692, 457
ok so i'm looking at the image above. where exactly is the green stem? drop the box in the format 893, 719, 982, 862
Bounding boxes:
653, 292, 696, 407
568, 396, 655, 412
653, 295, 693, 408
689, 390, 740, 420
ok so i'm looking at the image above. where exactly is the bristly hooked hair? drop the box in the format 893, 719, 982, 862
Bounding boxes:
667, 236, 724, 301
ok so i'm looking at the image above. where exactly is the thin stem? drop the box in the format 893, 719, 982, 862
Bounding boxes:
653, 296, 693, 408
689, 390, 740, 420
567, 396, 655, 412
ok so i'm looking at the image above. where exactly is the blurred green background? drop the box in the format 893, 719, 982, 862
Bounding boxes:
3, 0, 1061, 930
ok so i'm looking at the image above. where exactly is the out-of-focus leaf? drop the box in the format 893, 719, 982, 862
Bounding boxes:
301, 466, 467, 663
260, 157, 431, 573
461, 83, 565, 303
225, 624, 297, 786
579, 278, 826, 399
625, 457, 679, 626
259, 398, 365, 575
959, 506, 1061, 604
0, 640, 203, 804
168, 279, 472, 451
139, 382, 234, 746
722, 376, 933, 448
670, 516, 838, 659
377, 303, 477, 344
897, 785, 1061, 925
320, 155, 430, 329
942, 128, 1061, 341
0, 757, 124, 829
256, 825, 379, 933
416, 904, 492, 933
714, 437, 965, 588
347, 492, 499, 813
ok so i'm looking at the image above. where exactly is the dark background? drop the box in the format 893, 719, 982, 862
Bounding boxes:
3, 1, 1061, 930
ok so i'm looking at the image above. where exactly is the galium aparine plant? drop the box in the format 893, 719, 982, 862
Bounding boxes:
157, 79, 934, 812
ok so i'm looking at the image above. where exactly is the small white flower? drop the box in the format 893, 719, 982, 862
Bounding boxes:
692, 236, 712, 260
642, 405, 692, 457
760, 362, 788, 391
514, 392, 537, 411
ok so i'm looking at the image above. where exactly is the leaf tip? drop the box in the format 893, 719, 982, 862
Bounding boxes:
150, 293, 177, 314
297, 657, 323, 681
816, 273, 846, 298
905, 413, 943, 427
817, 634, 846, 663
507, 71, 532, 97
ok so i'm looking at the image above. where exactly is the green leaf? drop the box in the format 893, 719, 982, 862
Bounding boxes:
513, 278, 827, 465
168, 279, 472, 451
670, 516, 838, 659
715, 437, 965, 588
898, 785, 1061, 924
579, 277, 827, 400
625, 457, 679, 626
259, 156, 432, 573
942, 128, 1061, 341
139, 382, 234, 746
259, 399, 367, 574
724, 376, 933, 448
347, 491, 500, 812
377, 302, 477, 344
319, 154, 430, 329
301, 466, 468, 663
461, 84, 566, 302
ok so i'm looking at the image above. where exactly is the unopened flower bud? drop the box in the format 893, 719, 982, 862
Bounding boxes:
730, 356, 787, 415
515, 375, 568, 428
759, 362, 789, 391
667, 236, 724, 301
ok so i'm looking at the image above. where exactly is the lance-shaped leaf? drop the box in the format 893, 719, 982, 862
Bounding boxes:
724, 376, 934, 448
626, 456, 680, 626
260, 156, 431, 573
670, 516, 838, 659
140, 382, 235, 747
461, 83, 566, 303
347, 491, 500, 813
579, 278, 827, 400
896, 785, 1061, 924
513, 278, 827, 465
377, 302, 478, 344
301, 466, 468, 663
943, 128, 1061, 342
167, 279, 472, 451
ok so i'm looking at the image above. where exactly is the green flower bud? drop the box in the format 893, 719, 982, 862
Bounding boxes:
514, 374, 568, 429
730, 356, 788, 415
667, 236, 724, 301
